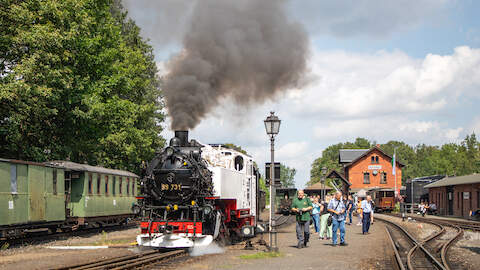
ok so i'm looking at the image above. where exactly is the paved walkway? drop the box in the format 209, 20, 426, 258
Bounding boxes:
175, 218, 391, 270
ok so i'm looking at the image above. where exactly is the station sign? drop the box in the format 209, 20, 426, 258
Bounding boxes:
368, 165, 382, 170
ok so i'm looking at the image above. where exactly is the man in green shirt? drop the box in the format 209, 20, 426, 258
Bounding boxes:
291, 189, 313, 248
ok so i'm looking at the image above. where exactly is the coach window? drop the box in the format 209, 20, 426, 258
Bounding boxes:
97, 174, 101, 194
119, 177, 122, 195
126, 178, 130, 195
88, 173, 93, 194
363, 172, 370, 184
105, 175, 109, 195
380, 172, 387, 184
52, 168, 58, 195
113, 176, 116, 195
10, 164, 18, 193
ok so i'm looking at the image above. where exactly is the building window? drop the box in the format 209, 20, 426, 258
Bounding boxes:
97, 174, 101, 194
126, 178, 130, 195
105, 175, 109, 195
375, 156, 379, 163
371, 156, 375, 163
53, 168, 57, 195
10, 164, 18, 193
380, 172, 387, 184
113, 176, 116, 195
363, 172, 370, 184
88, 173, 93, 194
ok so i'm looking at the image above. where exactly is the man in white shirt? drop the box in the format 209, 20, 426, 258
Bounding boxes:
360, 195, 374, 234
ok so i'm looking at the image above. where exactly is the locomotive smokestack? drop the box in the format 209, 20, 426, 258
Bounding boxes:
175, 130, 189, 146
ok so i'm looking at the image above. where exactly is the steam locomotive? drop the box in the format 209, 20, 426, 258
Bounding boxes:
136, 131, 261, 248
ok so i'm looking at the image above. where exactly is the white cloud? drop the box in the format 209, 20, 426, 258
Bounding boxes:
288, 46, 480, 118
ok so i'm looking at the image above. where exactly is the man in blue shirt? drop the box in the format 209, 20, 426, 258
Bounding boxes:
327, 191, 347, 246
360, 195, 374, 234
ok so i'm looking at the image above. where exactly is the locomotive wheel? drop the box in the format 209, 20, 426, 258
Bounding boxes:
216, 223, 231, 247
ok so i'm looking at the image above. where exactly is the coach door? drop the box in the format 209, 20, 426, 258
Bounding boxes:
29, 166, 46, 221
447, 186, 454, 215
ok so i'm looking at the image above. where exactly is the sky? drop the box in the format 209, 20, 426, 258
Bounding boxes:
123, 0, 480, 188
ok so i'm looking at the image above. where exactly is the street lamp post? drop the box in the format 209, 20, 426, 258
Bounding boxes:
321, 166, 327, 201
264, 111, 281, 252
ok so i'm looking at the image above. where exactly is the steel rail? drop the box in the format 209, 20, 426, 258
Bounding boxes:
376, 216, 446, 270
53, 250, 186, 270
441, 225, 463, 270
384, 227, 406, 270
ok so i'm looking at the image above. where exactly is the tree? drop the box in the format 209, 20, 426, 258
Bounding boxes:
280, 164, 296, 188
0, 0, 164, 173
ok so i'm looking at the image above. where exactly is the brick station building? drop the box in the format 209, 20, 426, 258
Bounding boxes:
339, 146, 404, 194
425, 174, 480, 218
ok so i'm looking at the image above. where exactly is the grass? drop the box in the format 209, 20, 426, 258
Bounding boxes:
239, 251, 283, 260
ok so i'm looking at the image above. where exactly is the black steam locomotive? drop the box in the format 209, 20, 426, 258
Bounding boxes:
136, 131, 223, 248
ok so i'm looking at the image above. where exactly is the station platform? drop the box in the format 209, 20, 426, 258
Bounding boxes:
176, 218, 392, 270
401, 212, 480, 224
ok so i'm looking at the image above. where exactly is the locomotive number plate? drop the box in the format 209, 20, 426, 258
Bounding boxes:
161, 184, 182, 191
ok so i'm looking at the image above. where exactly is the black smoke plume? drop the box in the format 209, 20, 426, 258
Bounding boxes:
164, 0, 309, 130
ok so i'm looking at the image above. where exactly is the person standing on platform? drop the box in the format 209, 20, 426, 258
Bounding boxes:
360, 195, 374, 234
312, 197, 321, 235
319, 195, 333, 240
328, 191, 347, 246
356, 197, 363, 226
346, 195, 354, 225
291, 189, 313, 248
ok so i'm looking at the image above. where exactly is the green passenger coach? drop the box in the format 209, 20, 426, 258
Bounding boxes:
46, 161, 139, 227
1, 158, 138, 239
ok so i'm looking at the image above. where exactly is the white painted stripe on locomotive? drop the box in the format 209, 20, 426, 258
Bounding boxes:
136, 233, 213, 248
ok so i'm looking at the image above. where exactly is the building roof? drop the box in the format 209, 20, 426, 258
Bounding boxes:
343, 146, 405, 169
326, 170, 352, 186
424, 174, 480, 188
305, 182, 334, 191
406, 175, 445, 184
339, 149, 369, 163
45, 160, 139, 178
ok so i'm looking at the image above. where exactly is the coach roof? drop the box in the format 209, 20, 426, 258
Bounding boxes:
424, 174, 480, 188
46, 160, 138, 178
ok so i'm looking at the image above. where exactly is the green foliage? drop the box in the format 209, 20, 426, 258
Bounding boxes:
239, 251, 283, 259
0, 0, 164, 173
280, 164, 296, 188
309, 134, 480, 186
223, 143, 248, 155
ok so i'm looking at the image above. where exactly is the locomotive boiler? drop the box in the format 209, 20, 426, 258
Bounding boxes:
136, 131, 260, 248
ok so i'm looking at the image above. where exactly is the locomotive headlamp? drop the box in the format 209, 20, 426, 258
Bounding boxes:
166, 147, 174, 156
173, 204, 178, 211
191, 200, 196, 206
203, 205, 213, 215
183, 162, 187, 166
166, 205, 171, 211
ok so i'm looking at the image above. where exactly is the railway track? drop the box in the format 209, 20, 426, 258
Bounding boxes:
387, 213, 480, 232
1, 223, 137, 249
377, 216, 463, 270
53, 249, 187, 270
